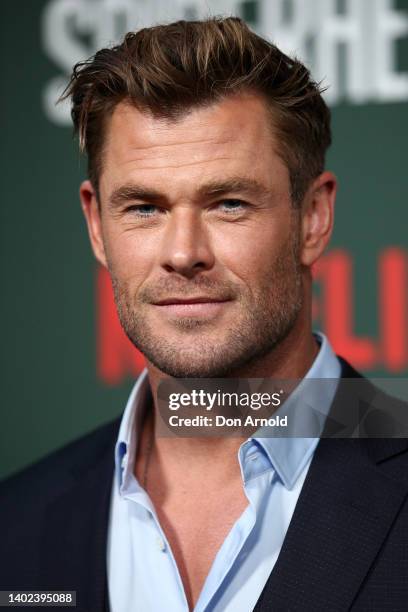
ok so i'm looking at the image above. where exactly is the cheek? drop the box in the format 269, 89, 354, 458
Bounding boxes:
102, 226, 159, 286
213, 221, 290, 284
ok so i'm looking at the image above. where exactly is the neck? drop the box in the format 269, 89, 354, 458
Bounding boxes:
137, 311, 318, 479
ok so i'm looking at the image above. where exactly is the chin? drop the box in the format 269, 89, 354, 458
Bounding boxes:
147, 355, 227, 378
144, 342, 257, 378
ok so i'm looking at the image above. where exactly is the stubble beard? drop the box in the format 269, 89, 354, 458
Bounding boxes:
109, 232, 303, 378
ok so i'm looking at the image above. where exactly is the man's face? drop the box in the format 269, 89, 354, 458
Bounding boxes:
87, 93, 307, 377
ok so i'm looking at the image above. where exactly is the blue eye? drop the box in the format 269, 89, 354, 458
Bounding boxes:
128, 204, 158, 216
218, 199, 246, 213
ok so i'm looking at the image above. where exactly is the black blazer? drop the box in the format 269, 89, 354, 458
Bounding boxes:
1, 358, 408, 612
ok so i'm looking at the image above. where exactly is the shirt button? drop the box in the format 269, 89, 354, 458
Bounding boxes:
156, 536, 166, 552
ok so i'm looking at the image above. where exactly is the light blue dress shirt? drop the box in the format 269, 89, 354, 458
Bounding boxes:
107, 332, 341, 612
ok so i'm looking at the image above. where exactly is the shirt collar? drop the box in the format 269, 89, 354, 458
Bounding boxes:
115, 369, 152, 489
115, 331, 341, 491
253, 331, 341, 489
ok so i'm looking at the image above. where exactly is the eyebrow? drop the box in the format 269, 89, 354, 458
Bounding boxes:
197, 178, 271, 199
108, 185, 164, 208
108, 177, 272, 209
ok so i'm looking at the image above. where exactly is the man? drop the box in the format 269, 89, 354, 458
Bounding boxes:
1, 16, 407, 612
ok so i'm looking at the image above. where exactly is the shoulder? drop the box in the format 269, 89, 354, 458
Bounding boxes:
0, 417, 121, 516
328, 356, 408, 465
336, 355, 407, 415
0, 418, 121, 590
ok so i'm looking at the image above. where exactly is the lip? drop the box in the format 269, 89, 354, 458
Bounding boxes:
153, 297, 228, 305
152, 297, 231, 317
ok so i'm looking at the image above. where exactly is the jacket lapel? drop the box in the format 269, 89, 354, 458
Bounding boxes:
254, 437, 408, 611
254, 362, 408, 611
39, 425, 118, 612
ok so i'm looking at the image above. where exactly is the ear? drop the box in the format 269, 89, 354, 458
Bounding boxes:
300, 171, 337, 267
79, 180, 108, 268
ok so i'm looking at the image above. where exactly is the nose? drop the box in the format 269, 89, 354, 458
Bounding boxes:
159, 207, 215, 278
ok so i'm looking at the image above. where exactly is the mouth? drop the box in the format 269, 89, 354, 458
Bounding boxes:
154, 296, 229, 305
152, 296, 232, 317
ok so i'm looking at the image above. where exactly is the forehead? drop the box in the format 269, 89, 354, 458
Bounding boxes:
99, 93, 289, 198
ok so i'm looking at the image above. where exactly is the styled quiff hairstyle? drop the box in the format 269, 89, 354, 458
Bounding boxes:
64, 16, 331, 206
